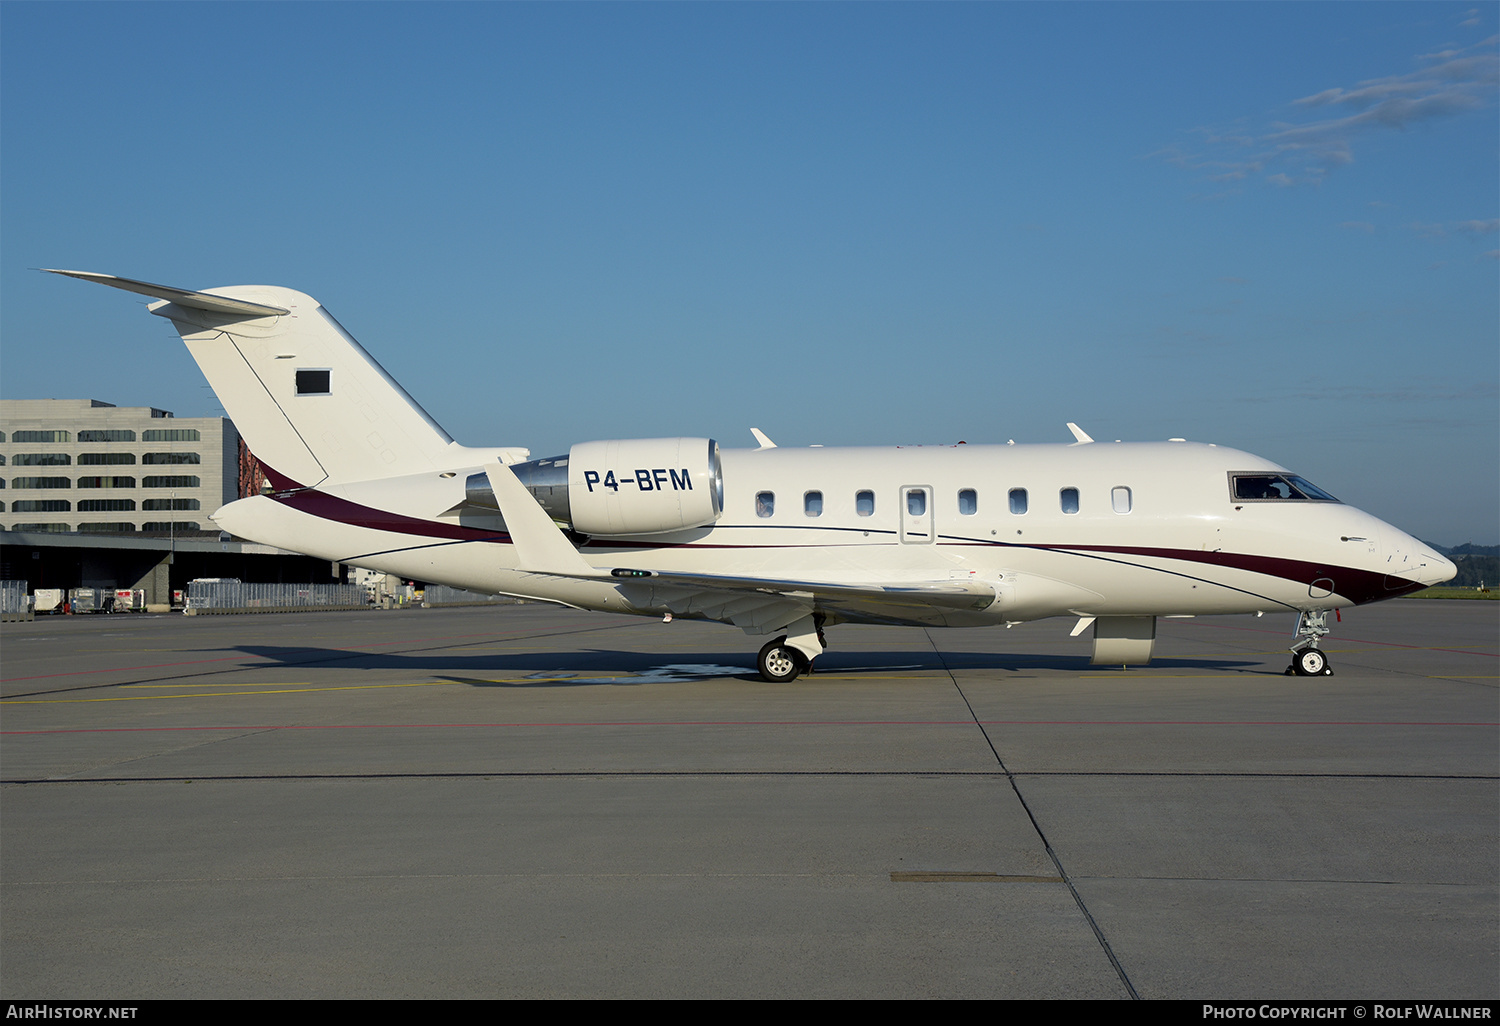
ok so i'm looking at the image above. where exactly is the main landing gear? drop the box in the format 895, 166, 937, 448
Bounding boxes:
757, 637, 808, 683
1285, 609, 1336, 677
756, 614, 828, 682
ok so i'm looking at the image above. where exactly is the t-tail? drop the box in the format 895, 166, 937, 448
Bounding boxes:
44, 270, 464, 489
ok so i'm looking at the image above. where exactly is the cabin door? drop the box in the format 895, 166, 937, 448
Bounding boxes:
900, 486, 934, 544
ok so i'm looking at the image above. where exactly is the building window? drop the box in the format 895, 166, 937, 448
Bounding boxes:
78, 453, 136, 465
11, 453, 71, 466
77, 429, 135, 443
755, 491, 775, 517
142, 452, 200, 465
958, 488, 977, 515
76, 477, 135, 489
1009, 488, 1028, 514
142, 429, 200, 442
11, 523, 71, 532
11, 477, 71, 489
297, 370, 332, 395
78, 499, 136, 512
77, 523, 136, 534
143, 498, 200, 511
1111, 486, 1132, 514
856, 490, 875, 517
11, 430, 70, 443
12, 500, 70, 513
142, 521, 200, 532
1060, 488, 1080, 514
804, 491, 822, 517
142, 475, 199, 488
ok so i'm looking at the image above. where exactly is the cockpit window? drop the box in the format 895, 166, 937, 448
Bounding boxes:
1230, 473, 1339, 503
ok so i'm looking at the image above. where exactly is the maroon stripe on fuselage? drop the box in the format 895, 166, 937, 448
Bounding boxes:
258, 464, 1416, 605
261, 464, 509, 543
1033, 543, 1421, 605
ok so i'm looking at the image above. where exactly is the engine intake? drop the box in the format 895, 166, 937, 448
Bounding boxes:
469, 438, 723, 536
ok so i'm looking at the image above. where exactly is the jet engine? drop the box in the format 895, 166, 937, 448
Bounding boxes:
468, 437, 723, 536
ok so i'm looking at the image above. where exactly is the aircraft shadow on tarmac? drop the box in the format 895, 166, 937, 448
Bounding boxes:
222, 644, 1262, 685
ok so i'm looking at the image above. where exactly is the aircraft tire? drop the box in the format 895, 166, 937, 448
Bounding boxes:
758, 636, 803, 683
1293, 648, 1330, 677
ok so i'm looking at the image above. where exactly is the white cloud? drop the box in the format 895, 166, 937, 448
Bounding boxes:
1163, 36, 1497, 189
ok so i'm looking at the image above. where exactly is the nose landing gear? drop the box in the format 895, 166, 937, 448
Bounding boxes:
1285, 609, 1336, 676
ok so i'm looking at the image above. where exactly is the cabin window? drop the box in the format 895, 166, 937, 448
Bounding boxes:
1009, 488, 1027, 514
1112, 486, 1132, 514
906, 490, 927, 516
755, 491, 775, 518
803, 491, 822, 517
1060, 488, 1080, 514
856, 490, 874, 517
296, 369, 332, 395
958, 489, 977, 515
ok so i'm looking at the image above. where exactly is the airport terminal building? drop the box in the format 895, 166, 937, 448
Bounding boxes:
0, 400, 340, 606
1, 399, 239, 536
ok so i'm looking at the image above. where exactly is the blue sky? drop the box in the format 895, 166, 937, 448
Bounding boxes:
3, 2, 1495, 544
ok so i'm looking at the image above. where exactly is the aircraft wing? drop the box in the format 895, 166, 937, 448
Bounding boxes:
607, 569, 994, 633
606, 567, 994, 610
483, 461, 996, 632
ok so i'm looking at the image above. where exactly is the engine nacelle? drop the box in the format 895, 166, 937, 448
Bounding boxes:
478, 438, 723, 536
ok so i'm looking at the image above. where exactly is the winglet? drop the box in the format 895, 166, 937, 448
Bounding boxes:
43, 269, 291, 318
750, 428, 777, 450
1066, 422, 1094, 444
483, 462, 600, 576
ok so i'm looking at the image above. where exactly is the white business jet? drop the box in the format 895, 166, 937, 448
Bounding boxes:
47, 270, 1457, 681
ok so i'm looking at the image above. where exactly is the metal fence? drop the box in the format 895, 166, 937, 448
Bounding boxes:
186, 580, 366, 611
1, 581, 31, 621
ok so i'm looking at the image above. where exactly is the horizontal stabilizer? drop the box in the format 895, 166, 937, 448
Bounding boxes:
43, 269, 290, 318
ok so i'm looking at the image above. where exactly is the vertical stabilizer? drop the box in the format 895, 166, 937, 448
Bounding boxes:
45, 271, 456, 488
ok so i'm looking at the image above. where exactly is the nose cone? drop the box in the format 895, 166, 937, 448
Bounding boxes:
1383, 526, 1458, 589
1416, 548, 1458, 587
